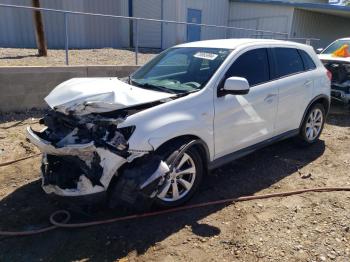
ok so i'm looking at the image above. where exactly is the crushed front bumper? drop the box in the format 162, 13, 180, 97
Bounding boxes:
26, 126, 127, 196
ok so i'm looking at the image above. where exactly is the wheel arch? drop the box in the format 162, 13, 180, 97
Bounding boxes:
154, 135, 210, 174
299, 95, 330, 129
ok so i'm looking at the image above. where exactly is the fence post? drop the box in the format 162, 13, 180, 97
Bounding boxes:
135, 19, 139, 65
64, 12, 69, 65
306, 39, 311, 46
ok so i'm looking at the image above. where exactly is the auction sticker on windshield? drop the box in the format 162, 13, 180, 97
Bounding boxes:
194, 52, 218, 60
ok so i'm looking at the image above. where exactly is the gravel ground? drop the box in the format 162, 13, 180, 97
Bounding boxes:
0, 48, 159, 66
0, 103, 349, 261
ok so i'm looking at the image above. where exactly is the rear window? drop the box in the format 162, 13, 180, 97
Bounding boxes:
274, 48, 304, 78
298, 50, 316, 71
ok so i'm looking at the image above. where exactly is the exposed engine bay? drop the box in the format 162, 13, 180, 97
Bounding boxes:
323, 61, 350, 104
27, 107, 165, 202
26, 77, 181, 207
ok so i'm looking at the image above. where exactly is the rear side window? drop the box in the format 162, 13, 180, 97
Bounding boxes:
273, 48, 304, 78
225, 48, 270, 86
298, 50, 316, 71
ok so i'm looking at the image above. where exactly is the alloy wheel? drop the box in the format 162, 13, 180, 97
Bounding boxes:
305, 108, 323, 141
157, 153, 197, 202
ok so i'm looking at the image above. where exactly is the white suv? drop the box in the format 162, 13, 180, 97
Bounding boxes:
27, 39, 331, 208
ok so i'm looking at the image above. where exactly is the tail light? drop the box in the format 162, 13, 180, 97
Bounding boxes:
326, 70, 332, 81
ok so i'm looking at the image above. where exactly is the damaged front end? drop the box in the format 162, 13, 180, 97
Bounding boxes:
323, 61, 350, 104
26, 109, 169, 205
25, 76, 183, 207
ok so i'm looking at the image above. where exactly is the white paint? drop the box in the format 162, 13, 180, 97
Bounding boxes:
175, 38, 292, 49
42, 175, 106, 196
120, 39, 328, 161
44, 77, 174, 115
96, 148, 127, 188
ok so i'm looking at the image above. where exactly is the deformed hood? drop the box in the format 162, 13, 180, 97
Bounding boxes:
45, 77, 175, 115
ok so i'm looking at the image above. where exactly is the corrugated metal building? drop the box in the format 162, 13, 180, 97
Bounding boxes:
0, 0, 130, 48
230, 0, 350, 48
1, 0, 350, 49
0, 0, 229, 49
128, 0, 229, 49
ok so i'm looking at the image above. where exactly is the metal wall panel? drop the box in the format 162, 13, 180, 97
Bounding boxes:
0, 0, 125, 49
41, 1, 65, 49
161, 0, 229, 48
186, 0, 229, 41
161, 0, 179, 49
133, 0, 162, 48
0, 0, 36, 48
270, 0, 327, 3
228, 2, 294, 38
0, 0, 229, 50
119, 0, 130, 48
83, 0, 124, 48
291, 8, 350, 48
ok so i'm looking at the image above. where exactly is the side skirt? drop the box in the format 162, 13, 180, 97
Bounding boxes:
208, 129, 299, 170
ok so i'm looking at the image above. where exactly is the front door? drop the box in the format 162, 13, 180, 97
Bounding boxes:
214, 48, 278, 159
187, 9, 202, 42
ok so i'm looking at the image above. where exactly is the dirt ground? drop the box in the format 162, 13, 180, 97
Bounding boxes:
0, 103, 349, 262
0, 48, 158, 66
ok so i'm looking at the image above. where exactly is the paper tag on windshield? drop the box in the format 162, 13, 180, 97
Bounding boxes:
194, 52, 218, 60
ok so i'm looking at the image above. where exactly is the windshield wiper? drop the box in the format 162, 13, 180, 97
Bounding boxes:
131, 81, 176, 94
175, 89, 199, 97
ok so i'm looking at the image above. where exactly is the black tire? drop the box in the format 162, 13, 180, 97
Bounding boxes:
154, 143, 203, 208
297, 103, 326, 146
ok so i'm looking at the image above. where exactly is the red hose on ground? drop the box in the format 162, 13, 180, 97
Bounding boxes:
1, 187, 350, 237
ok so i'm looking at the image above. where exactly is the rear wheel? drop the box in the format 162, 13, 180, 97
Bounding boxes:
155, 144, 203, 208
298, 103, 325, 145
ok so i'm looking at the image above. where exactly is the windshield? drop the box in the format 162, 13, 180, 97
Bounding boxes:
322, 40, 350, 54
131, 47, 232, 94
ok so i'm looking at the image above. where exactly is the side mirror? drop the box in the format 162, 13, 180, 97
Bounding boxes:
219, 77, 250, 96
316, 48, 324, 54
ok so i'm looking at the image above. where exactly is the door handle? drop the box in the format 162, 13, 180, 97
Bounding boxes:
264, 94, 277, 103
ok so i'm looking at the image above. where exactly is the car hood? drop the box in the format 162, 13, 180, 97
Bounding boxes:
318, 53, 350, 63
45, 77, 175, 115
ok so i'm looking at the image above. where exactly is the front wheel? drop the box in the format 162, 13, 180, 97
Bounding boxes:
298, 103, 326, 145
155, 145, 203, 208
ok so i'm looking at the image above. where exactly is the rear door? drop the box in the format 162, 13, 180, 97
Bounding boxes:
271, 47, 314, 134
214, 48, 278, 159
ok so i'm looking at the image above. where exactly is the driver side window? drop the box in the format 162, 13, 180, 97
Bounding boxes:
225, 48, 270, 87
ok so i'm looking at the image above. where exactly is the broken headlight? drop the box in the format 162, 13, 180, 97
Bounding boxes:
117, 126, 136, 140
104, 126, 135, 152
88, 125, 135, 153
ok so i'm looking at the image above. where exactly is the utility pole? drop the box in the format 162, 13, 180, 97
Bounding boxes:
128, 0, 134, 48
32, 0, 47, 56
